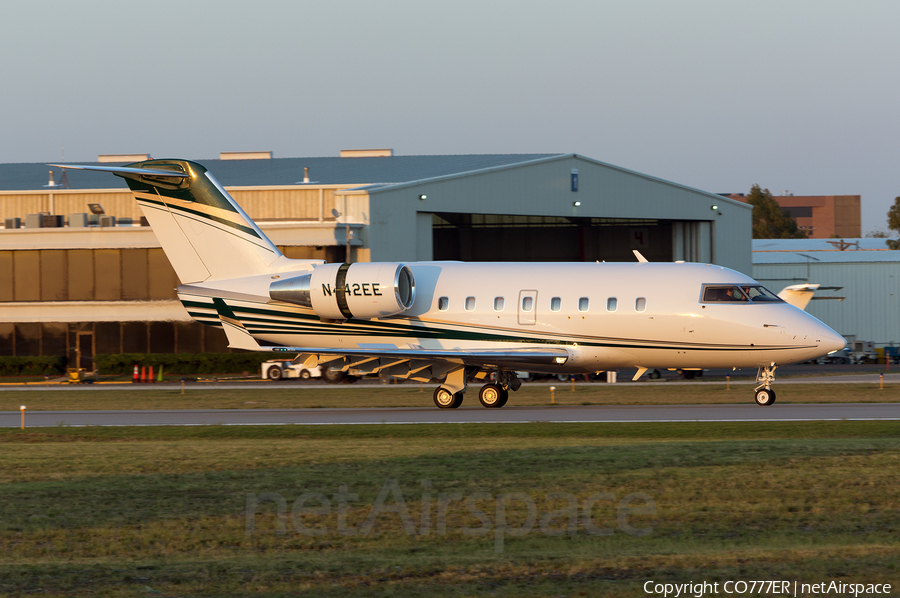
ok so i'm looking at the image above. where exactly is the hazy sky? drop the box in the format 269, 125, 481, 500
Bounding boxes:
3, 1, 899, 233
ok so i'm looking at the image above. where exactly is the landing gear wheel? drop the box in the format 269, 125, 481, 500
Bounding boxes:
322, 367, 346, 384
434, 387, 464, 409
479, 383, 505, 408
267, 366, 283, 381
497, 388, 509, 407
755, 388, 776, 406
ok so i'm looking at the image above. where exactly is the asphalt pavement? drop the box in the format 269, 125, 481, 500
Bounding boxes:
3, 402, 899, 427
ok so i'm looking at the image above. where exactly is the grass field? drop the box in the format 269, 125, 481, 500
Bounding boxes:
1, 421, 898, 596
1, 381, 899, 411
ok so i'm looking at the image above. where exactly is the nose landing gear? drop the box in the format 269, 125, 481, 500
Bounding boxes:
754, 364, 777, 406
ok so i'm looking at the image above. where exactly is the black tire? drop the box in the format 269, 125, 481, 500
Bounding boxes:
299, 369, 311, 381
267, 365, 283, 381
754, 388, 776, 406
478, 383, 504, 408
648, 369, 661, 379
497, 388, 509, 407
683, 370, 696, 380
322, 367, 346, 384
434, 387, 463, 409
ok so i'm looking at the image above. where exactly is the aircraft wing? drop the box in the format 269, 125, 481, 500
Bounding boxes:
218, 307, 569, 377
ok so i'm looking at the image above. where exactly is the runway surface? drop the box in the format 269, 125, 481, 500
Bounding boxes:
3, 403, 899, 427
3, 370, 900, 392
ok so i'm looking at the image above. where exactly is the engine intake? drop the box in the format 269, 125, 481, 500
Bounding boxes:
270, 262, 416, 320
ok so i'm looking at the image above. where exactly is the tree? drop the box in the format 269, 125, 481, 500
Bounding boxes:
747, 184, 806, 239
887, 196, 900, 249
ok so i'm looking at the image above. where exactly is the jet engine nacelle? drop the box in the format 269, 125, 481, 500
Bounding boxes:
269, 262, 416, 320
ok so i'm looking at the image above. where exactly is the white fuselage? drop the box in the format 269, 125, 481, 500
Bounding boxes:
179, 260, 846, 374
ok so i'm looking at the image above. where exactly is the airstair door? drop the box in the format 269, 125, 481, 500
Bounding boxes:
518, 290, 537, 325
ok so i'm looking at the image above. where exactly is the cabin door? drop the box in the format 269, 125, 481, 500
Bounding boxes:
517, 290, 537, 325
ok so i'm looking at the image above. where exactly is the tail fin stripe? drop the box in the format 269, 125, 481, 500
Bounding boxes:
137, 196, 264, 241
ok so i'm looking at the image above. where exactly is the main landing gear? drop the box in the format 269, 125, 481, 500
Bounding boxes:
478, 383, 509, 408
754, 364, 777, 406
433, 369, 519, 409
433, 386, 465, 409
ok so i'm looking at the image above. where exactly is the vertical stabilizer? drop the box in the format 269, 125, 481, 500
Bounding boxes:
116, 159, 282, 283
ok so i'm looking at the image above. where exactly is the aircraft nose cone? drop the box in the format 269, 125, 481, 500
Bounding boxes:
819, 324, 845, 354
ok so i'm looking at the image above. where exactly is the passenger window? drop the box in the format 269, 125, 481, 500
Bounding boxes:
493, 297, 505, 311
578, 297, 589, 312
550, 297, 561, 312
522, 296, 533, 311
635, 297, 646, 312
607, 297, 617, 312
465, 296, 476, 311
438, 297, 449, 311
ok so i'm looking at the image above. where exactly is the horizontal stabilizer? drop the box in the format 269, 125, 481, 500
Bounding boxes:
48, 163, 189, 178
777, 283, 820, 311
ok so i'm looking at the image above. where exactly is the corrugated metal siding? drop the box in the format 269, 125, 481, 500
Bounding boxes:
753, 262, 900, 345
1, 188, 363, 224
230, 188, 339, 221
0, 191, 138, 222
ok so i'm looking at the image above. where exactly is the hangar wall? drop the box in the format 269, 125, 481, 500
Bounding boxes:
350, 155, 752, 274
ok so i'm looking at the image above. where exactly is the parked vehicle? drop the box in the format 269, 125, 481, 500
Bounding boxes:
261, 359, 322, 381
818, 348, 851, 364
849, 341, 878, 364
884, 346, 900, 365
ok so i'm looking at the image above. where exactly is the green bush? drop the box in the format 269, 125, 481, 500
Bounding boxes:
0, 356, 67, 377
94, 353, 274, 375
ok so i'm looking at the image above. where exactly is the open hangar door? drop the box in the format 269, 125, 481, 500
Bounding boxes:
432, 214, 677, 262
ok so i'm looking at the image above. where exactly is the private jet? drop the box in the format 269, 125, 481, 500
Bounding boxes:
53, 160, 846, 408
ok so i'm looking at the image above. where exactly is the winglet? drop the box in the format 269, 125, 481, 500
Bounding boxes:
633, 250, 649, 263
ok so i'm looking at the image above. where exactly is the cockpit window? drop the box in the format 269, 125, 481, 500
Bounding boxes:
701, 284, 783, 304
702, 286, 748, 302
741, 285, 782, 302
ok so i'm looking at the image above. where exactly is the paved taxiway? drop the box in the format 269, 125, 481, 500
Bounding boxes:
2, 403, 899, 427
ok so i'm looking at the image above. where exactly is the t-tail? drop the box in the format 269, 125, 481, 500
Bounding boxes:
49, 159, 283, 283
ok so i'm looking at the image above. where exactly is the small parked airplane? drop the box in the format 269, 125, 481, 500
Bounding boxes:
53, 160, 846, 408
